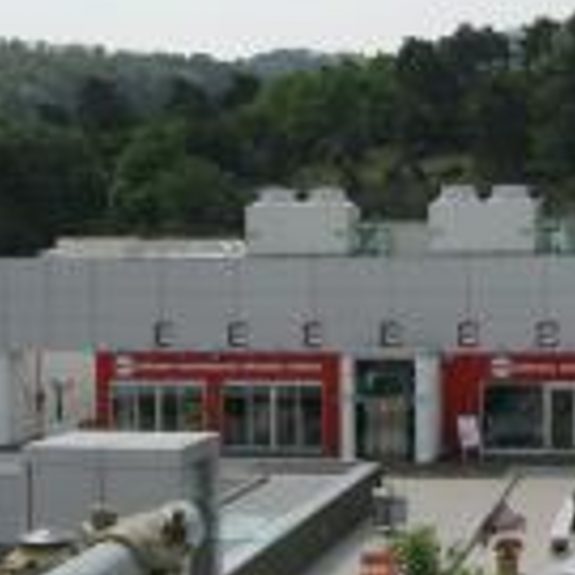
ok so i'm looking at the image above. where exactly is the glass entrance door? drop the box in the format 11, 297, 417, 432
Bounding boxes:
549, 387, 575, 449
357, 396, 409, 459
355, 360, 414, 461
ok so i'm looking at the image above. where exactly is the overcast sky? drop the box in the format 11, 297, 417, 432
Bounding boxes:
0, 0, 572, 59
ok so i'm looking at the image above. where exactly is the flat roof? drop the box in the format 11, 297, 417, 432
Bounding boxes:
25, 431, 218, 452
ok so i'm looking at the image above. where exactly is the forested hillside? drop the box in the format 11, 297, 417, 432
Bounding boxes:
0, 12, 574, 254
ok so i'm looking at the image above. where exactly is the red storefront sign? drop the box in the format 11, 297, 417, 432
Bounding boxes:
442, 352, 575, 453
488, 355, 575, 379
96, 350, 341, 456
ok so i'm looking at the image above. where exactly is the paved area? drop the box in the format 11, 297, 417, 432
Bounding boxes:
303, 471, 575, 575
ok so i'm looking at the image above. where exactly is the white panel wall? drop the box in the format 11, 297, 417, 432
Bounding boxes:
40, 351, 95, 433
0, 255, 571, 353
0, 463, 26, 544
246, 188, 359, 256
0, 351, 42, 446
0, 355, 12, 444
429, 184, 538, 253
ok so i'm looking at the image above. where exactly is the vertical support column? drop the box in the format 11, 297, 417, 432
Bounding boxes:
340, 355, 356, 462
321, 354, 341, 457
204, 375, 222, 433
95, 352, 114, 427
0, 353, 12, 445
414, 351, 441, 464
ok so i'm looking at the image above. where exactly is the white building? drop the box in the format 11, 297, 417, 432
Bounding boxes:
2, 183, 575, 464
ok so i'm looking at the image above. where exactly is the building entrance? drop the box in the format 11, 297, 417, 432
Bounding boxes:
355, 360, 414, 460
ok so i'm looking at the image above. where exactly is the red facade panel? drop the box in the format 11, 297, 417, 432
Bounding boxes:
442, 354, 487, 453
442, 352, 575, 454
96, 350, 341, 456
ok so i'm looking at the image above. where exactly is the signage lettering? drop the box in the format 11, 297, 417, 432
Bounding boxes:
490, 356, 575, 380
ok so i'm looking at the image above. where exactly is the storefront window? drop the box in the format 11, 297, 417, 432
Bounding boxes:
162, 387, 180, 431
252, 387, 272, 447
181, 387, 204, 430
112, 386, 137, 430
222, 383, 323, 453
277, 387, 298, 447
483, 384, 544, 449
111, 383, 203, 432
137, 387, 157, 430
224, 387, 249, 446
300, 386, 322, 448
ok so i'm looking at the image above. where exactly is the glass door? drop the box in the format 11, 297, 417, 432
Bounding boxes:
549, 387, 575, 449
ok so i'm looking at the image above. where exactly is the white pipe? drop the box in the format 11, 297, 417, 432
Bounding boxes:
43, 541, 142, 575
43, 500, 204, 575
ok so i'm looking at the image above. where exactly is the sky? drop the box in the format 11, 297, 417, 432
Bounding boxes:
0, 0, 572, 60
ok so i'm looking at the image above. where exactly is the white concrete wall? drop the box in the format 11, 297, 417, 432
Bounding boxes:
40, 351, 95, 433
0, 355, 12, 445
25, 432, 219, 533
0, 351, 45, 446
414, 352, 441, 463
385, 222, 429, 257
0, 463, 26, 544
246, 187, 359, 256
0, 351, 95, 447
10, 351, 42, 444
429, 184, 538, 253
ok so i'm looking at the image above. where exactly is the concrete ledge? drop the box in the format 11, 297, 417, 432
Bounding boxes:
223, 462, 380, 575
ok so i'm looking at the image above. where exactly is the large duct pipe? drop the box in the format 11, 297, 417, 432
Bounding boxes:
43, 500, 205, 575
40, 541, 141, 575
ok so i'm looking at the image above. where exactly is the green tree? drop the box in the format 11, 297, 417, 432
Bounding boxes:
110, 120, 243, 234
76, 75, 134, 132
529, 14, 575, 208
164, 76, 215, 118
391, 527, 488, 575
469, 73, 530, 180
394, 38, 459, 153
0, 123, 107, 253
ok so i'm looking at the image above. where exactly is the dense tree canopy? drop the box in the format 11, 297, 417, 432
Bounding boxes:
0, 12, 573, 253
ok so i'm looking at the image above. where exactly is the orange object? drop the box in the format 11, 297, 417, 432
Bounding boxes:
359, 549, 399, 575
